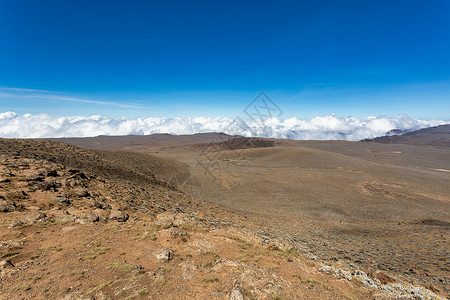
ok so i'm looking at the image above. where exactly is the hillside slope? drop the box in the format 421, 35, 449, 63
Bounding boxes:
0, 139, 446, 299
0, 139, 384, 300
361, 124, 450, 147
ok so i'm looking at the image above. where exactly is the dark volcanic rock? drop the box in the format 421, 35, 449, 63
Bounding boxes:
38, 181, 61, 192
46, 170, 59, 177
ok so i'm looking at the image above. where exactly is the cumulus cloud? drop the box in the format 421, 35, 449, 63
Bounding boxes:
0, 112, 447, 141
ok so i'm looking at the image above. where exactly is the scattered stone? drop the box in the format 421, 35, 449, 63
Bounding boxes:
0, 260, 14, 269
73, 189, 90, 198
38, 181, 61, 192
152, 266, 166, 279
53, 197, 71, 206
156, 249, 174, 262
26, 174, 44, 182
24, 211, 47, 222
319, 265, 353, 281
76, 212, 99, 224
133, 264, 144, 275
169, 227, 187, 238
0, 240, 25, 249
68, 169, 87, 179
27, 206, 40, 211
0, 198, 17, 212
0, 177, 11, 183
61, 226, 78, 232
230, 280, 244, 300
46, 170, 59, 177
109, 209, 129, 222
8, 220, 25, 228
89, 200, 111, 210
155, 212, 175, 228
266, 243, 279, 250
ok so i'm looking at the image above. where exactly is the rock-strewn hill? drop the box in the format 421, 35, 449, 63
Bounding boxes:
0, 139, 445, 299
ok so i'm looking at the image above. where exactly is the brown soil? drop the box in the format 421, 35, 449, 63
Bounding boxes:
1, 137, 448, 299
0, 139, 379, 300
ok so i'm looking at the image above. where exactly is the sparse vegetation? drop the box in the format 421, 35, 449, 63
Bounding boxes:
108, 260, 134, 272
82, 246, 110, 259
12, 284, 31, 292
86, 280, 113, 295
138, 288, 149, 295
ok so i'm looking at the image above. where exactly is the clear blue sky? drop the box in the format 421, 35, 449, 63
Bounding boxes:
0, 0, 449, 119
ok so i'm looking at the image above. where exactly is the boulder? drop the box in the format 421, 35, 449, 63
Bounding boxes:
0, 197, 17, 212
109, 209, 129, 222
38, 181, 61, 192
0, 260, 14, 269
76, 212, 99, 224
46, 170, 59, 177
230, 281, 244, 300
53, 197, 71, 206
24, 211, 47, 222
156, 249, 174, 262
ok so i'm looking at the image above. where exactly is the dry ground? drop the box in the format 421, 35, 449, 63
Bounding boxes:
1, 136, 448, 299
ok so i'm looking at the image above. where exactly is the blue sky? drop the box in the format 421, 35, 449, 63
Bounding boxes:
0, 0, 449, 119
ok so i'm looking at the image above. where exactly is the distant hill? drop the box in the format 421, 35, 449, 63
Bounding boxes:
51, 132, 240, 150
361, 124, 450, 147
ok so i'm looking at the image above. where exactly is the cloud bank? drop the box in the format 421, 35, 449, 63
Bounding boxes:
0, 112, 447, 141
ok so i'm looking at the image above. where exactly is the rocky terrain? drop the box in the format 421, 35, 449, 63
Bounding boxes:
0, 139, 447, 299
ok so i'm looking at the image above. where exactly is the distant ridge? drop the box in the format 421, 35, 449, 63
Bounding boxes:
361, 124, 450, 147
51, 132, 240, 150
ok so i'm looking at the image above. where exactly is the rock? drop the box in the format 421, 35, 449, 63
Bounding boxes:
0, 198, 17, 212
169, 228, 187, 238
24, 211, 47, 222
155, 212, 175, 228
158, 220, 173, 229
133, 264, 144, 275
156, 249, 174, 262
0, 260, 14, 269
8, 220, 25, 228
76, 212, 99, 224
73, 189, 90, 198
27, 206, 40, 211
38, 181, 61, 192
0, 177, 11, 183
89, 200, 111, 210
266, 243, 279, 250
152, 266, 166, 279
230, 281, 244, 300
109, 209, 129, 222
26, 175, 44, 182
68, 169, 87, 179
53, 197, 71, 206
46, 170, 59, 177
61, 226, 78, 232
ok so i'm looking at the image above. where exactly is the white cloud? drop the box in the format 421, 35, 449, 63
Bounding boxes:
0, 112, 447, 140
